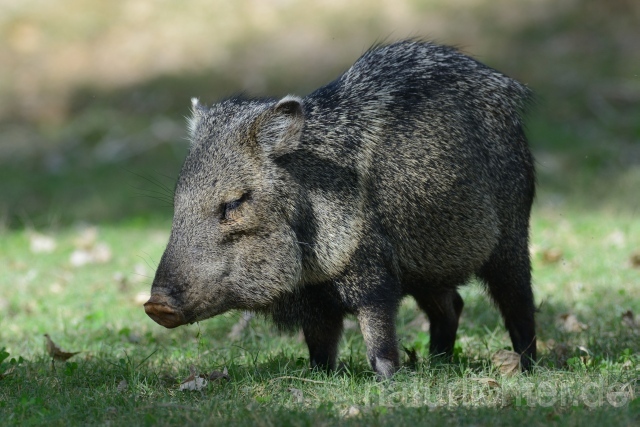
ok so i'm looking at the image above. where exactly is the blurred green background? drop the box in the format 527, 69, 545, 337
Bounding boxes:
1, 0, 639, 229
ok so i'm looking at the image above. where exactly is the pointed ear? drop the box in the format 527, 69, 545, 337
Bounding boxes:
187, 97, 206, 141
256, 95, 304, 156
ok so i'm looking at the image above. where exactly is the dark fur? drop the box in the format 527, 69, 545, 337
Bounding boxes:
149, 40, 536, 378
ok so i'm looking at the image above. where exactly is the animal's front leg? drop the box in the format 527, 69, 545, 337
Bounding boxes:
335, 241, 402, 379
357, 304, 400, 380
299, 283, 345, 372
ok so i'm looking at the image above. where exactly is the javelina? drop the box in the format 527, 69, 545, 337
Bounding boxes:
145, 40, 536, 378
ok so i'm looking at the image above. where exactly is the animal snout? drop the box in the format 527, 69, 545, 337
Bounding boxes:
144, 294, 186, 328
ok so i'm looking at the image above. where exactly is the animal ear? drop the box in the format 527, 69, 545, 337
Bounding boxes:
256, 95, 304, 156
187, 97, 206, 141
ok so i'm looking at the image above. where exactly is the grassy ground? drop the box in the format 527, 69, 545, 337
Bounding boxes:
1, 0, 639, 425
1, 201, 639, 426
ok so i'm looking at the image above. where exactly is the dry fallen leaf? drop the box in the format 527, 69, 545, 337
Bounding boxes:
0, 365, 16, 380
91, 243, 112, 263
343, 406, 361, 418
70, 243, 112, 267
44, 334, 81, 361
542, 248, 563, 264
73, 226, 98, 249
29, 232, 56, 254
288, 387, 304, 403
70, 250, 92, 267
630, 252, 640, 268
179, 365, 208, 391
558, 313, 588, 332
622, 310, 638, 329
209, 366, 230, 382
491, 350, 520, 376
179, 375, 207, 391
577, 345, 590, 357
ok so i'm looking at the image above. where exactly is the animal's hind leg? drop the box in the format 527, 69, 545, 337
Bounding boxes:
413, 289, 464, 359
478, 237, 536, 371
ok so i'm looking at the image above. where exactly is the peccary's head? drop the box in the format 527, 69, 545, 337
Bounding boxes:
145, 95, 306, 328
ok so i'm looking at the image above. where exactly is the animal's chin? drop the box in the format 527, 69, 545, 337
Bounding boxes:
188, 303, 231, 324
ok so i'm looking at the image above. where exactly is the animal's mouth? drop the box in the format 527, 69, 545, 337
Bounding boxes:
144, 294, 187, 328
144, 293, 230, 328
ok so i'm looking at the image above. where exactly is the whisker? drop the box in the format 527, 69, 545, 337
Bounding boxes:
137, 254, 157, 271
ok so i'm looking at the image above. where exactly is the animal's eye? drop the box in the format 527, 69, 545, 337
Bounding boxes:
221, 193, 250, 221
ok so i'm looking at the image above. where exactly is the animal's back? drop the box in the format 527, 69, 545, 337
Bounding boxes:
304, 40, 534, 283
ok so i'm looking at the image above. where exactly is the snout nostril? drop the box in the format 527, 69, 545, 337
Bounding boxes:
144, 302, 176, 316
144, 294, 186, 329
144, 294, 171, 307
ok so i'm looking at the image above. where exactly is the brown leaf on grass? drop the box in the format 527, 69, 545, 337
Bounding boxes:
491, 350, 520, 376
577, 345, 590, 355
208, 366, 230, 382
577, 346, 591, 365
0, 365, 16, 380
558, 313, 588, 332
630, 251, 640, 268
542, 248, 563, 264
179, 365, 208, 391
621, 310, 638, 330
44, 334, 81, 361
